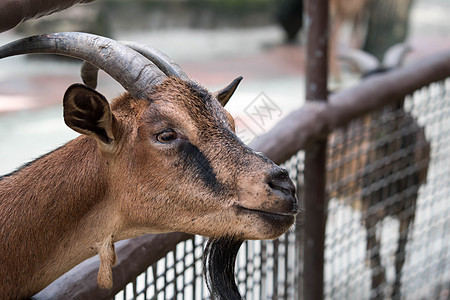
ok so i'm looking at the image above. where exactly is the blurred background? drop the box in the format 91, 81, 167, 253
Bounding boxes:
1, 1, 450, 299
1, 0, 449, 176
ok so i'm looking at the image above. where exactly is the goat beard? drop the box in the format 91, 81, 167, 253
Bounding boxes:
203, 237, 244, 300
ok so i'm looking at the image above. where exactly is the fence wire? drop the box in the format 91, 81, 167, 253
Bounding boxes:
114, 79, 450, 300
326, 79, 449, 300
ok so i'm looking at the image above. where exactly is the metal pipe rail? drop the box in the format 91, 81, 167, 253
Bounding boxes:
252, 50, 450, 164
33, 49, 450, 299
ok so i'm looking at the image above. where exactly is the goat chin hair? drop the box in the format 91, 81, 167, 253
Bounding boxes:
203, 237, 244, 300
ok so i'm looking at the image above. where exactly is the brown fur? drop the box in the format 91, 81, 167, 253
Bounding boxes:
0, 77, 297, 299
97, 235, 117, 289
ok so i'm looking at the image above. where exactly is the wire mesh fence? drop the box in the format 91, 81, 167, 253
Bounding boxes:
113, 79, 450, 300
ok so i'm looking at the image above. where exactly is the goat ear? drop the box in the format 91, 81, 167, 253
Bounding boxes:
214, 76, 243, 107
63, 84, 116, 145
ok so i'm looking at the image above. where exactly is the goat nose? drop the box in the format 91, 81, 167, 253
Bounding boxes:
267, 169, 298, 213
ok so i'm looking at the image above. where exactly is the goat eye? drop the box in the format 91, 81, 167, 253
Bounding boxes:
156, 130, 177, 143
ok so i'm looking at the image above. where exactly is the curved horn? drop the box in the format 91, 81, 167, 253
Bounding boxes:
81, 41, 189, 89
80, 61, 100, 89
0, 32, 166, 98
339, 48, 380, 76
122, 41, 189, 80
382, 43, 412, 70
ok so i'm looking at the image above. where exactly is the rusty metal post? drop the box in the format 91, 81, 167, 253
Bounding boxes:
303, 0, 329, 299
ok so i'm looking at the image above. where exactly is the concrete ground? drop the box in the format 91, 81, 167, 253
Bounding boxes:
1, 0, 450, 175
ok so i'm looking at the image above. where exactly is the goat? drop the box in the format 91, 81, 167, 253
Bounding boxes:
329, 0, 369, 82
0, 32, 298, 299
327, 46, 430, 299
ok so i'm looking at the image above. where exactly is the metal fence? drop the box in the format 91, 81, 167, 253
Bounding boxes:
108, 75, 450, 299
325, 81, 448, 299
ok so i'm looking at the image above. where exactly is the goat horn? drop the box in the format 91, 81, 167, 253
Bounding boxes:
339, 48, 380, 76
122, 41, 189, 80
0, 32, 166, 99
81, 41, 189, 89
382, 43, 412, 70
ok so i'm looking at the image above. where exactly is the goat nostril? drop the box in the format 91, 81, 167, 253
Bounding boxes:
268, 181, 277, 190
267, 169, 295, 196
268, 181, 289, 196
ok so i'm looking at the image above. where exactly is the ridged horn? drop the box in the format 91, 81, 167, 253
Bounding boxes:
382, 43, 412, 70
81, 41, 189, 89
0, 32, 166, 99
339, 48, 380, 76
122, 41, 189, 80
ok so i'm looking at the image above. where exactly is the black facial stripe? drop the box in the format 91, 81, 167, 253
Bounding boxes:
178, 141, 223, 195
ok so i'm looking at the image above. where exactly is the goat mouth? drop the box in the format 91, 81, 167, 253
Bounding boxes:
236, 206, 295, 224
